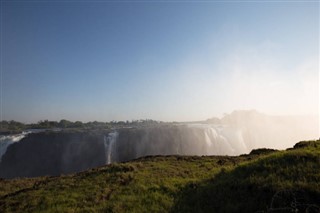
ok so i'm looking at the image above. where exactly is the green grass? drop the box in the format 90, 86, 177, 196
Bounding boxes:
0, 140, 319, 212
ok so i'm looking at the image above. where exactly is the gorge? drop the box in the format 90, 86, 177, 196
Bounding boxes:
0, 111, 318, 179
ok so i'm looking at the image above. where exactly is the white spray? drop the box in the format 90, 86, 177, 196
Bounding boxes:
103, 131, 119, 164
188, 124, 246, 155
0, 132, 28, 162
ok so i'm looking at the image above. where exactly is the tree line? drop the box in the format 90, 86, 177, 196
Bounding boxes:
0, 119, 162, 133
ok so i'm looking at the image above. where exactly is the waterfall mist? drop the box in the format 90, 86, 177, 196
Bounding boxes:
103, 110, 319, 164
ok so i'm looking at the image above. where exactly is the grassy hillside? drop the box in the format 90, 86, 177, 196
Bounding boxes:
0, 140, 319, 213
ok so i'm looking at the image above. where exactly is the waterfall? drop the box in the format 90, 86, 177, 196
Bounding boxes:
103, 131, 119, 164
186, 124, 250, 155
0, 132, 27, 162
204, 126, 234, 155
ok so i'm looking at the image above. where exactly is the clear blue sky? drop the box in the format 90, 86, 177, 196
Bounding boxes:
1, 1, 319, 122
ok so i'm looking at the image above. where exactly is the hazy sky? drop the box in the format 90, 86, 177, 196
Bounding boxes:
1, 1, 319, 122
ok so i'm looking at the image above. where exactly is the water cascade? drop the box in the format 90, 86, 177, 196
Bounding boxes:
104, 131, 119, 164
0, 132, 27, 162
186, 124, 249, 155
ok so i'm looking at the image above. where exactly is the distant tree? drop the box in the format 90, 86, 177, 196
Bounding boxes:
73, 121, 83, 128
59, 119, 72, 128
0, 120, 26, 132
117, 121, 125, 125
49, 121, 58, 128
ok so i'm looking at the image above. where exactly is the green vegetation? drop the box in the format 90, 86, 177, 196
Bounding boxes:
0, 140, 319, 212
0, 121, 26, 133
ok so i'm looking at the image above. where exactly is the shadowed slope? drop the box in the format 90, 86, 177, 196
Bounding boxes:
172, 141, 320, 212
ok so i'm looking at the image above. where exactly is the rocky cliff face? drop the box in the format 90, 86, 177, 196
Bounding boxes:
0, 132, 106, 179
0, 125, 246, 179
0, 111, 318, 179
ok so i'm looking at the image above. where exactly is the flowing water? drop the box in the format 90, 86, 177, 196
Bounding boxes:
103, 131, 119, 164
0, 133, 27, 162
